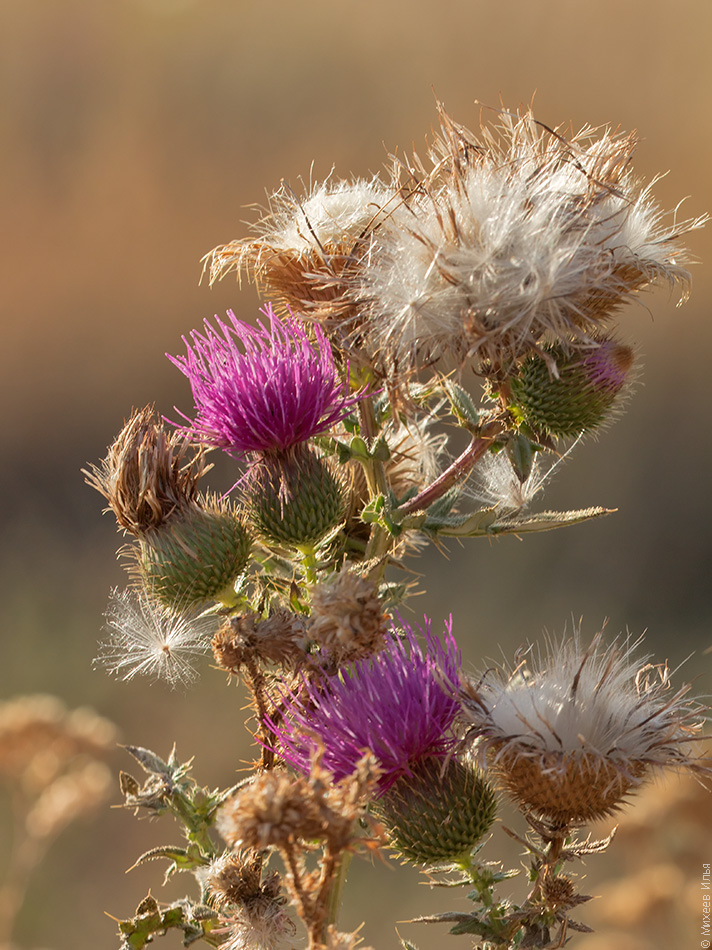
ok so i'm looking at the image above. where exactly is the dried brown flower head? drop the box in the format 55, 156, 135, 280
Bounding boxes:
212, 609, 308, 671
216, 769, 332, 851
308, 571, 388, 662
84, 405, 209, 537
202, 177, 397, 348
204, 850, 281, 908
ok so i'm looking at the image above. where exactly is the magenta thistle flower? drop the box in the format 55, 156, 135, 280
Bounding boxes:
270, 618, 462, 793
167, 305, 363, 456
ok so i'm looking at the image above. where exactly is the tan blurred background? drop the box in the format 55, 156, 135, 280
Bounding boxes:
1, 1, 711, 948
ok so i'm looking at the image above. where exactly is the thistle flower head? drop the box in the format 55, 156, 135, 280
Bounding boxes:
462, 632, 709, 823
507, 337, 635, 438
136, 494, 252, 608
167, 305, 364, 456
83, 405, 208, 536
243, 446, 348, 549
356, 106, 705, 374
271, 618, 462, 792
96, 587, 215, 688
376, 755, 497, 866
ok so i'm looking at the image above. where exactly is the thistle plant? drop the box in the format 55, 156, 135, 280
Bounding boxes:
85, 104, 710, 950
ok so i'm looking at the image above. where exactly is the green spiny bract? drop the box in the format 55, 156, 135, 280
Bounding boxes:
507, 340, 634, 438
243, 447, 348, 549
138, 497, 251, 608
376, 756, 497, 866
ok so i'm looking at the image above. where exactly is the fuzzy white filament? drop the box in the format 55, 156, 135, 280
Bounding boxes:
468, 633, 705, 771
97, 587, 214, 688
260, 176, 395, 256
357, 111, 706, 368
464, 440, 580, 514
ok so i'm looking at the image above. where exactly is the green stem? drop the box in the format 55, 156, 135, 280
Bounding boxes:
297, 545, 319, 584
358, 396, 389, 499
324, 851, 353, 936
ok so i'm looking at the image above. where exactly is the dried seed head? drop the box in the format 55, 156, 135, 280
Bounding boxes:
542, 874, 578, 909
217, 902, 295, 950
83, 405, 208, 536
462, 632, 710, 824
203, 177, 396, 341
212, 610, 308, 671
308, 572, 388, 662
203, 850, 282, 909
216, 770, 330, 850
97, 587, 215, 687
136, 495, 252, 608
376, 755, 497, 866
356, 106, 705, 376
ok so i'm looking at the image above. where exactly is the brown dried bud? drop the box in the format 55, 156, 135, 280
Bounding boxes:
309, 572, 388, 662
542, 874, 577, 909
212, 609, 308, 671
84, 405, 209, 537
204, 850, 282, 910
216, 770, 328, 850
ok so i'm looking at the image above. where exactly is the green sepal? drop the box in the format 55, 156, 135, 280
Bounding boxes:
361, 494, 386, 524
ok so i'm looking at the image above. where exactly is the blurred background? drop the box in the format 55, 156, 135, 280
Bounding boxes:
1, 1, 711, 948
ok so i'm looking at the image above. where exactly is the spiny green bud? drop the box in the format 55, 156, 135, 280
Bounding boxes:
138, 498, 251, 608
244, 447, 347, 549
508, 340, 634, 438
376, 757, 497, 866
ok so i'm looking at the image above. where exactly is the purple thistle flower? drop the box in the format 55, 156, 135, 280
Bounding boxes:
271, 617, 462, 793
167, 305, 363, 456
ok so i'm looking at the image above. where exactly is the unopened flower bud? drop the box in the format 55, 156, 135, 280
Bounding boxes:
376, 756, 497, 866
508, 340, 634, 438
138, 498, 251, 608
244, 447, 347, 549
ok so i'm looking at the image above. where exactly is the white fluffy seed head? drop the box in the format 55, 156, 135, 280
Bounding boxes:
462, 631, 709, 822
356, 108, 706, 375
258, 176, 395, 258
96, 587, 215, 688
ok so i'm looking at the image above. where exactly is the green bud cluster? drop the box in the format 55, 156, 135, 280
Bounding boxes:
377, 757, 497, 866
244, 447, 348, 549
139, 500, 251, 608
508, 340, 634, 438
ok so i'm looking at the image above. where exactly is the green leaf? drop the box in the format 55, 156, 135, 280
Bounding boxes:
506, 433, 536, 483
442, 378, 480, 426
